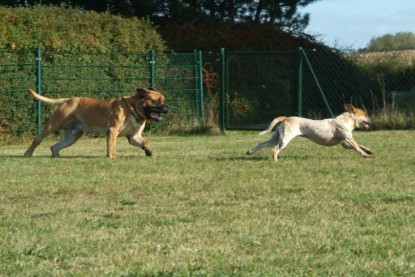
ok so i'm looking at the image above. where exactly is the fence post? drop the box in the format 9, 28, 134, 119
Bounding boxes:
302, 49, 334, 118
149, 50, 155, 88
219, 48, 226, 132
36, 48, 42, 134
197, 50, 205, 122
297, 48, 303, 117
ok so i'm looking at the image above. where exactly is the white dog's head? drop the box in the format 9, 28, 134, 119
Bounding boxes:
344, 104, 370, 129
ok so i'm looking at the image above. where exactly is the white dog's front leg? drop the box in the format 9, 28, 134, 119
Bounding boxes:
358, 144, 374, 156
342, 139, 373, 157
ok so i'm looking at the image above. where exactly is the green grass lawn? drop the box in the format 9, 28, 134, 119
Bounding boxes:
1, 130, 414, 276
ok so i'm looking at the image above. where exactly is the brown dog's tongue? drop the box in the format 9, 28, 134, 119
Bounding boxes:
150, 112, 161, 121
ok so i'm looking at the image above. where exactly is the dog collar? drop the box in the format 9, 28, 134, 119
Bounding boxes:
122, 97, 144, 122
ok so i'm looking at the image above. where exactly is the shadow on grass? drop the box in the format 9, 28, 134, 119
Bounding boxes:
0, 154, 146, 159
214, 156, 269, 161
215, 154, 312, 162
0, 154, 103, 159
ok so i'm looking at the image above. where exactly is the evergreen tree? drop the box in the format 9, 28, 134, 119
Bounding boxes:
2, 0, 320, 33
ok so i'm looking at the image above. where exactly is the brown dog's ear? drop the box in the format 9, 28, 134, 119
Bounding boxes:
135, 88, 147, 99
344, 103, 356, 113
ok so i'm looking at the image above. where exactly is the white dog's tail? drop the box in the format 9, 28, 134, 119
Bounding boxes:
27, 88, 70, 105
259, 116, 287, 136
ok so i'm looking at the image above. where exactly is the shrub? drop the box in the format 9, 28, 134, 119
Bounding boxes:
0, 5, 166, 52
0, 5, 169, 144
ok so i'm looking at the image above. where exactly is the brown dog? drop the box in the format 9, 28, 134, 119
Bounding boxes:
24, 88, 169, 158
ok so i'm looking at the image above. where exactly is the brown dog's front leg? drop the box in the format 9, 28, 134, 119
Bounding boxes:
142, 145, 153, 157
127, 136, 152, 157
107, 128, 119, 158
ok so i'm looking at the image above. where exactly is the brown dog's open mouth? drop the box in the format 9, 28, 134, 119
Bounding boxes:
145, 105, 169, 121
363, 121, 370, 129
150, 112, 162, 121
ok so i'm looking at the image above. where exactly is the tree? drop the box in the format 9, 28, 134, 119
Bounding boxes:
248, 0, 315, 32
2, 0, 320, 33
365, 32, 415, 51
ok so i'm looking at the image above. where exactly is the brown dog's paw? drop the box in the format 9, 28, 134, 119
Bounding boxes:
144, 147, 153, 157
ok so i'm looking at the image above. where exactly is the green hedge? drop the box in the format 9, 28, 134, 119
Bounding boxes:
0, 5, 166, 52
0, 5, 169, 143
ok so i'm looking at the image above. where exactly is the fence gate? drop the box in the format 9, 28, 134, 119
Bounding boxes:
220, 50, 297, 130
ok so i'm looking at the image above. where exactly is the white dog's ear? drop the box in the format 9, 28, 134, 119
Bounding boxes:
344, 103, 356, 113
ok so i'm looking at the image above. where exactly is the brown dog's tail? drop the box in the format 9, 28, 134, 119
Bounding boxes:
27, 88, 70, 105
259, 116, 287, 136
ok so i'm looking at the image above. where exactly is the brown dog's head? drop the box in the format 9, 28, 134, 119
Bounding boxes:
344, 103, 370, 129
135, 88, 169, 121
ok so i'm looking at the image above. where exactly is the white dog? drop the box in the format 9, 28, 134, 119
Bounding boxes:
246, 104, 374, 161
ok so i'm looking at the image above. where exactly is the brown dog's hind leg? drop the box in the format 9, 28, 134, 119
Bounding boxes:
24, 134, 46, 157
51, 129, 84, 157
24, 118, 64, 157
24, 103, 76, 157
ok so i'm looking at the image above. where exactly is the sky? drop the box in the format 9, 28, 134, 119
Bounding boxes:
300, 0, 415, 50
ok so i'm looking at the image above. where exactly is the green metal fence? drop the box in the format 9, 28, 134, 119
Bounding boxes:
299, 48, 380, 117
0, 49, 203, 135
220, 49, 297, 130
1, 48, 414, 137
220, 48, 415, 130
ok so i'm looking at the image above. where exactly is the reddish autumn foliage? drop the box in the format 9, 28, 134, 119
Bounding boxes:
158, 20, 323, 51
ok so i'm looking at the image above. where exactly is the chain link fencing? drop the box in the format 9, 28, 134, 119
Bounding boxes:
0, 49, 203, 139
1, 48, 414, 142
220, 48, 415, 130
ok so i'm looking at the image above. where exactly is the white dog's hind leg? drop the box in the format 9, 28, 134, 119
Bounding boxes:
272, 145, 280, 161
246, 132, 280, 156
272, 134, 296, 161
